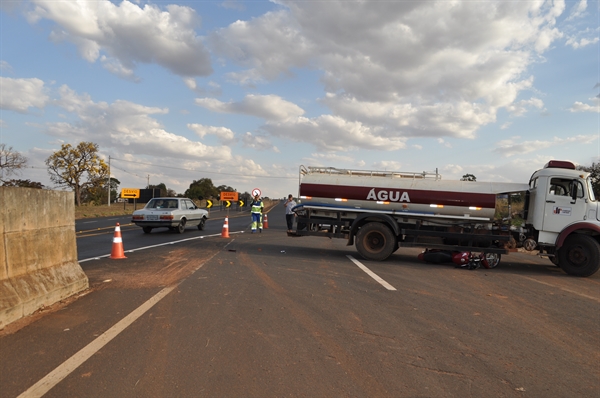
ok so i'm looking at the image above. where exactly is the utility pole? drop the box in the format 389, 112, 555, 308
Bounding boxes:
147, 174, 150, 189
107, 156, 111, 207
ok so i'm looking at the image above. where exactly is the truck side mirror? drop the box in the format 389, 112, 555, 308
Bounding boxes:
570, 179, 578, 203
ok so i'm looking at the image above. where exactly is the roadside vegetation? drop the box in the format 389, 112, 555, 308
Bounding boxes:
2, 141, 599, 212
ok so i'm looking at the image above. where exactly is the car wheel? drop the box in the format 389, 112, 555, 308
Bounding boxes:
176, 219, 186, 234
198, 218, 206, 231
142, 227, 153, 234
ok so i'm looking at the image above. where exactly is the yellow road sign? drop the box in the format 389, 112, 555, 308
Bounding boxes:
239, 200, 244, 207
206, 199, 213, 209
225, 200, 232, 208
121, 188, 140, 198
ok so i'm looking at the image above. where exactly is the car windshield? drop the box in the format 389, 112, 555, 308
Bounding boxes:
147, 199, 178, 209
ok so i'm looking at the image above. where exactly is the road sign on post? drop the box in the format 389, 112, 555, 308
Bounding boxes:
220, 192, 239, 201
252, 188, 261, 198
121, 188, 140, 199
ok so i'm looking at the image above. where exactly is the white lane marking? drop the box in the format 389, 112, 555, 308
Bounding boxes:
20, 240, 230, 398
81, 221, 97, 224
79, 231, 244, 262
521, 276, 600, 303
18, 286, 176, 398
347, 255, 397, 291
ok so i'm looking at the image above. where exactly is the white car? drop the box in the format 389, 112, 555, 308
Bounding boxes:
131, 197, 209, 234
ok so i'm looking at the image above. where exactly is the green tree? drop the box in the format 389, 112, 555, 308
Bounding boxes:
184, 178, 218, 200
577, 162, 600, 197
461, 173, 477, 182
45, 142, 109, 206
216, 184, 236, 193
148, 183, 168, 197
0, 143, 27, 183
2, 179, 44, 189
109, 177, 121, 201
82, 177, 120, 205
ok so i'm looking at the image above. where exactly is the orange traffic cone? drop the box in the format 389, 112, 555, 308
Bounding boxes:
221, 217, 230, 238
110, 223, 127, 259
263, 213, 269, 229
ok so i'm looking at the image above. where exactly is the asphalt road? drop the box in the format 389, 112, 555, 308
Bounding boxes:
1, 202, 599, 397
75, 207, 248, 260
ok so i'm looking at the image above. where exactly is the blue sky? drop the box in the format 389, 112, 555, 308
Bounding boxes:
1, 0, 599, 199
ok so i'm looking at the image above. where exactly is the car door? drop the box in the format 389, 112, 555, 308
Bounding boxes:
183, 199, 200, 225
542, 177, 586, 233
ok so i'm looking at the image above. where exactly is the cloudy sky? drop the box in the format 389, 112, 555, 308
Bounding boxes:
1, 0, 599, 199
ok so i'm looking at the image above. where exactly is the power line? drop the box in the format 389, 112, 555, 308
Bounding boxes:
110, 157, 297, 180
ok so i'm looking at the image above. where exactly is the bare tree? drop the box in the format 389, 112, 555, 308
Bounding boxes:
0, 143, 28, 183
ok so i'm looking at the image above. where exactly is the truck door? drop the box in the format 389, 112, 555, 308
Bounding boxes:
543, 177, 586, 233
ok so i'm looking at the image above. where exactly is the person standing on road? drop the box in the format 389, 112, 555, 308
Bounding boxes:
251, 194, 264, 233
285, 194, 296, 232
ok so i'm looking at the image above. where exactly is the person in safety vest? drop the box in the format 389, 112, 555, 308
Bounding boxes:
250, 194, 264, 233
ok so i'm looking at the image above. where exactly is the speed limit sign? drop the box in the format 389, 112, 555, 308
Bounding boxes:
252, 188, 262, 197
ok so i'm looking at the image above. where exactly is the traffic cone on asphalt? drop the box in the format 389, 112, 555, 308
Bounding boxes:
110, 223, 127, 259
263, 213, 269, 229
221, 217, 230, 238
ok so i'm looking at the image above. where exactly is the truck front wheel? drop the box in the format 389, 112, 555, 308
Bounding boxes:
355, 222, 396, 261
558, 234, 600, 277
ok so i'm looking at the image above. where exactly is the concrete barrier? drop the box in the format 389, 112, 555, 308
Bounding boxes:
0, 187, 89, 329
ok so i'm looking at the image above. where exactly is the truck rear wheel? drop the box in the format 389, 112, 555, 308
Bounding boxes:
355, 222, 396, 261
558, 234, 600, 277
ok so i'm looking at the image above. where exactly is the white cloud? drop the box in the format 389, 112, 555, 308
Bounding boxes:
264, 114, 408, 152
0, 61, 12, 72
208, 1, 566, 140
372, 161, 403, 171
506, 97, 546, 117
0, 77, 49, 113
209, 10, 314, 82
27, 0, 212, 78
566, 36, 599, 49
569, 98, 599, 113
566, 0, 588, 21
195, 94, 304, 122
187, 123, 236, 144
305, 152, 356, 165
494, 135, 598, 157
46, 85, 232, 162
241, 132, 279, 152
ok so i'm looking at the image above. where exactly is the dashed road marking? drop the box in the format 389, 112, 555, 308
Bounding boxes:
347, 255, 397, 291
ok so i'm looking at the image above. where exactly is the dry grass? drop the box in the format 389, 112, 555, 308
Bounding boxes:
74, 203, 138, 219
495, 198, 525, 226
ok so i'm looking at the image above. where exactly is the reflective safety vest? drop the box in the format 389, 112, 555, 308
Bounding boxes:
251, 200, 263, 214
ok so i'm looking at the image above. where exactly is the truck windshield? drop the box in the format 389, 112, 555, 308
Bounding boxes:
587, 177, 596, 201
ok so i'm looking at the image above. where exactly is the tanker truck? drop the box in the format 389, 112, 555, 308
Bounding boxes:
292, 160, 600, 277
